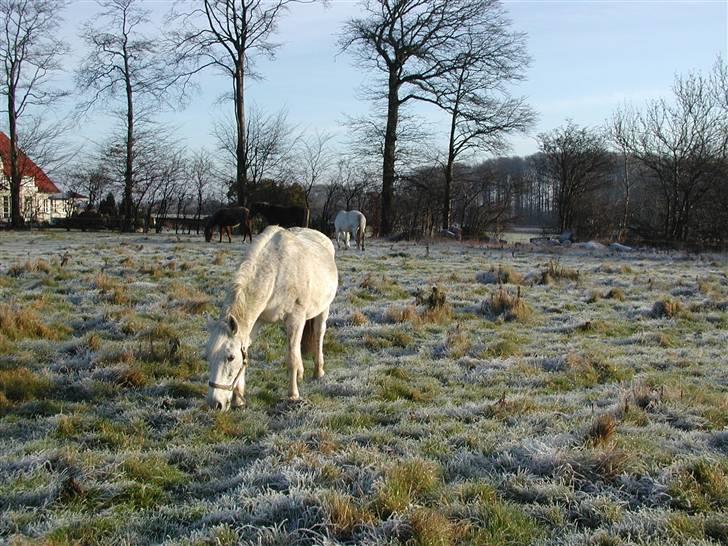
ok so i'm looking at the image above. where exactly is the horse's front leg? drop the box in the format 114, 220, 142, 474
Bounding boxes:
285, 317, 305, 400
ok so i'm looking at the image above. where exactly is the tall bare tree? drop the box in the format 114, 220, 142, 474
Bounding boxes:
76, 0, 172, 232
188, 149, 217, 233
613, 65, 728, 241
0, 0, 69, 227
213, 105, 297, 201
168, 0, 312, 207
417, 2, 535, 229
537, 121, 612, 234
297, 130, 334, 210
340, 0, 488, 235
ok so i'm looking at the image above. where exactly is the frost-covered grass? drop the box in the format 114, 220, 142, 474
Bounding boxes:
1, 230, 727, 545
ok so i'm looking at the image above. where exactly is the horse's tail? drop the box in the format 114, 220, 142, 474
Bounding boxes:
301, 318, 316, 356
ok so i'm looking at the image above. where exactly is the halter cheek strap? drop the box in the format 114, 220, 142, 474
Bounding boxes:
208, 347, 248, 391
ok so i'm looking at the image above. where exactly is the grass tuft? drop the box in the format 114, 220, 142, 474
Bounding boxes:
668, 458, 728, 513
480, 286, 532, 322
0, 302, 70, 341
476, 264, 524, 285
0, 368, 52, 403
373, 458, 440, 516
324, 491, 375, 539
652, 298, 686, 319
584, 414, 617, 447
538, 260, 580, 285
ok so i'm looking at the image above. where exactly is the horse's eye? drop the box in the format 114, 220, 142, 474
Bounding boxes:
226, 354, 235, 362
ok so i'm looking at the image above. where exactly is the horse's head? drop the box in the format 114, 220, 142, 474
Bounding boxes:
206, 315, 248, 411
204, 224, 213, 242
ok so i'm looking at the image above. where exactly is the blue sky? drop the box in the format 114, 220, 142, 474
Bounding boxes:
56, 0, 728, 160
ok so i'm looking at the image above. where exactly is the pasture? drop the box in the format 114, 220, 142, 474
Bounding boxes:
0, 231, 726, 545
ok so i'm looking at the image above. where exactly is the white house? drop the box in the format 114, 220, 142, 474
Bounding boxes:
0, 131, 84, 224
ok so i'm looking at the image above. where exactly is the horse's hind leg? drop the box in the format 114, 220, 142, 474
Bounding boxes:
285, 316, 306, 400
225, 226, 232, 243
312, 307, 329, 379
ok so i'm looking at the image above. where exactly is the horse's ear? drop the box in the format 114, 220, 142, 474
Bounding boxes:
227, 314, 239, 334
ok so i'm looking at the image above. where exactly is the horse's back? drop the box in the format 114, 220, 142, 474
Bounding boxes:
255, 226, 337, 318
335, 210, 365, 230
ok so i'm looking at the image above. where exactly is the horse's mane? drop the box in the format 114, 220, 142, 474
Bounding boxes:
224, 225, 284, 321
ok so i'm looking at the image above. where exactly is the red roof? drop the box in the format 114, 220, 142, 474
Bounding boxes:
0, 132, 61, 194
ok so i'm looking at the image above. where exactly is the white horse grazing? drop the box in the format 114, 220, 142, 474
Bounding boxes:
206, 226, 338, 410
334, 209, 366, 251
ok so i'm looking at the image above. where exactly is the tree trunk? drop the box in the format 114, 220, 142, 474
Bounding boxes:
8, 84, 23, 228
381, 68, 400, 236
619, 153, 630, 242
442, 99, 459, 231
234, 61, 247, 206
122, 43, 135, 233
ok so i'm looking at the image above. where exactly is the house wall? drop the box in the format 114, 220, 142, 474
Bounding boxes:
0, 177, 65, 224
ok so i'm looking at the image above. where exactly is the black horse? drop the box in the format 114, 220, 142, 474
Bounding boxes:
250, 202, 309, 229
204, 206, 253, 243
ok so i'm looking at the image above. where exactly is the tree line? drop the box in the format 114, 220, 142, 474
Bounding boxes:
1, 0, 725, 247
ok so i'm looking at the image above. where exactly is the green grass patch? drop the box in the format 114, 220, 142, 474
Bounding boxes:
668, 458, 728, 513
373, 458, 441, 517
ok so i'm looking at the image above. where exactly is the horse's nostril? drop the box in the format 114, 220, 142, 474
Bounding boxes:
214, 401, 223, 411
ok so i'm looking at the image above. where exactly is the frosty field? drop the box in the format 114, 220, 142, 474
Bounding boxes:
0, 230, 726, 545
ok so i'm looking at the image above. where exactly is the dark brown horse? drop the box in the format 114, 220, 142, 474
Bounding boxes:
204, 206, 253, 243
250, 202, 309, 229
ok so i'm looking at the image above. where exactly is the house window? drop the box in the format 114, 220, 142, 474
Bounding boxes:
2, 196, 9, 218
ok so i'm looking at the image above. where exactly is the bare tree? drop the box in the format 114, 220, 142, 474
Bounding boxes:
76, 0, 173, 232
537, 121, 612, 234
167, 0, 313, 207
613, 65, 727, 241
340, 0, 490, 235
297, 130, 334, 210
62, 158, 111, 209
213, 105, 298, 201
188, 149, 217, 233
0, 0, 69, 227
419, 2, 535, 230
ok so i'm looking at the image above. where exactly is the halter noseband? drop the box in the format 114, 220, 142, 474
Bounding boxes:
208, 347, 248, 391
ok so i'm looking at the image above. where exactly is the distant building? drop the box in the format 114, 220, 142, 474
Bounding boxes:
0, 131, 82, 224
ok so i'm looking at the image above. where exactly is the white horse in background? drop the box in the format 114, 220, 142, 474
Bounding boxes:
206, 226, 338, 410
334, 209, 366, 251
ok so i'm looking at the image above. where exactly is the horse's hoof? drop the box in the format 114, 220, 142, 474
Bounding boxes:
314, 370, 325, 379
